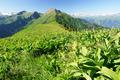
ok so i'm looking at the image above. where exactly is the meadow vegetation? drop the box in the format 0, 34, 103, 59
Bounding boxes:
0, 23, 120, 80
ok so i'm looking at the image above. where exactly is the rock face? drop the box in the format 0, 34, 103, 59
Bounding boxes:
46, 8, 61, 14
17, 11, 27, 15
30, 12, 40, 19
46, 8, 56, 13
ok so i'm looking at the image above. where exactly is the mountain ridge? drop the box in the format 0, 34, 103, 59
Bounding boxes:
35, 9, 102, 30
0, 9, 102, 38
0, 11, 41, 38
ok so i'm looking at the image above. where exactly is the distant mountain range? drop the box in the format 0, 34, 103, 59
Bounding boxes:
0, 11, 41, 37
0, 9, 102, 38
80, 13, 120, 28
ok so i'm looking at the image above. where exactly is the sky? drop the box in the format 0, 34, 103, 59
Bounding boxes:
0, 0, 120, 16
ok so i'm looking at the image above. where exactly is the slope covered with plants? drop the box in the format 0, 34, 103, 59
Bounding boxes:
0, 9, 118, 80
0, 9, 102, 38
0, 27, 120, 80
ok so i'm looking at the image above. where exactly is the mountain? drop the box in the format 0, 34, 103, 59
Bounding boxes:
34, 8, 102, 31
0, 9, 102, 38
0, 11, 40, 25
0, 11, 41, 38
81, 13, 120, 28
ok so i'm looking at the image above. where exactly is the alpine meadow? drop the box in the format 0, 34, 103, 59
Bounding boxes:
0, 0, 120, 80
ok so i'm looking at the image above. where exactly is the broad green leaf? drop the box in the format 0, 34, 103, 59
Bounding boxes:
97, 48, 101, 60
105, 39, 109, 47
98, 67, 120, 80
114, 59, 120, 64
81, 46, 88, 56
83, 73, 92, 80
73, 72, 82, 77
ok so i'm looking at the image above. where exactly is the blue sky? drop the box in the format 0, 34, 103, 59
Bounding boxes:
0, 0, 120, 15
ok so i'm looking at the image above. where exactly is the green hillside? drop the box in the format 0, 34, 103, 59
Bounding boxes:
0, 9, 120, 80
34, 9, 102, 31
0, 9, 102, 38
1, 27, 120, 80
13, 23, 67, 38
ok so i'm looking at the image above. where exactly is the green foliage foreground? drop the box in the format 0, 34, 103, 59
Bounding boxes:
0, 27, 120, 80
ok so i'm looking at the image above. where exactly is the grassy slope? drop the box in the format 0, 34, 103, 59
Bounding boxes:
13, 22, 67, 38
56, 12, 102, 30
33, 9, 102, 31
0, 10, 120, 80
0, 21, 72, 80
1, 21, 120, 80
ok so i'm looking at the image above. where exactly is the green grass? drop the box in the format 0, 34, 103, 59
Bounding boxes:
0, 22, 120, 80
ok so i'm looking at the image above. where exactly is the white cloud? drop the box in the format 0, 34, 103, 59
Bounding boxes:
0, 12, 17, 15
2, 12, 12, 15
70, 11, 120, 17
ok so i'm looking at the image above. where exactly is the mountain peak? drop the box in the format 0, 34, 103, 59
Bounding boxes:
30, 11, 40, 19
47, 8, 57, 12
17, 11, 27, 15
46, 8, 61, 14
